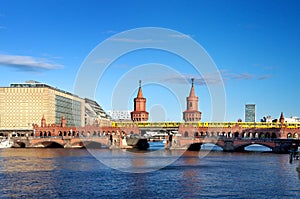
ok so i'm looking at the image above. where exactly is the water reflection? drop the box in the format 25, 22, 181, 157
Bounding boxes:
180, 151, 202, 197
297, 162, 300, 180
1, 148, 300, 198
87, 148, 184, 173
0, 148, 57, 172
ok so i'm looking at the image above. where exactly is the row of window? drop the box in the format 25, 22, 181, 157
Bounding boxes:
55, 95, 82, 126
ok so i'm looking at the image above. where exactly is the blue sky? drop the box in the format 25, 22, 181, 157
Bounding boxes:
0, 0, 300, 122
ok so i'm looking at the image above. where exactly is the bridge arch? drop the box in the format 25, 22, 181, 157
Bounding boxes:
235, 142, 274, 152
87, 131, 91, 137
228, 132, 232, 137
184, 131, 189, 137
72, 141, 108, 149
293, 133, 298, 139
186, 140, 225, 151
234, 132, 239, 138
259, 132, 265, 138
248, 132, 253, 138
34, 141, 64, 148
15, 141, 26, 148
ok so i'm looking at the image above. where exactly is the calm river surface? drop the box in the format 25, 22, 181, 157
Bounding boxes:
0, 143, 299, 198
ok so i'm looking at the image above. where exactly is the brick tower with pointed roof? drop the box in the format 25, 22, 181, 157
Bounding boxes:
183, 78, 202, 122
279, 112, 285, 124
131, 80, 149, 121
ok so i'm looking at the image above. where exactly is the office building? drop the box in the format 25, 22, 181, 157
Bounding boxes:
245, 104, 256, 122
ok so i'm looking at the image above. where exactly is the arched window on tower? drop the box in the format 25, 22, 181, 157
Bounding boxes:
190, 102, 192, 107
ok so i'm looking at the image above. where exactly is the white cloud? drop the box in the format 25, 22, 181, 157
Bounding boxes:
163, 70, 271, 85
169, 34, 192, 39
257, 75, 271, 80
0, 54, 63, 71
163, 73, 223, 86
109, 37, 158, 43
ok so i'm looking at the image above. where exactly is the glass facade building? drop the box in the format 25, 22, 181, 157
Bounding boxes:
245, 104, 256, 122
55, 95, 82, 126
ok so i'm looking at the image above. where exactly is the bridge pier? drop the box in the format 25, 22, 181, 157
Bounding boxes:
222, 140, 235, 152
273, 140, 299, 153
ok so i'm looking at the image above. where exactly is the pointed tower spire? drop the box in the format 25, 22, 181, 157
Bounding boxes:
189, 78, 196, 97
41, 115, 46, 127
137, 80, 143, 98
279, 112, 285, 123
183, 78, 202, 122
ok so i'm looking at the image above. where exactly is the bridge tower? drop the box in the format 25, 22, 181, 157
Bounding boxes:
41, 115, 46, 127
183, 78, 201, 122
279, 112, 285, 124
131, 80, 149, 121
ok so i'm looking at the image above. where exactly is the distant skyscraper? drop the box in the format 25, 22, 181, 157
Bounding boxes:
245, 104, 256, 122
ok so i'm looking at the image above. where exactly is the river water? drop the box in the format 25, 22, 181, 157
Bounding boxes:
0, 143, 299, 198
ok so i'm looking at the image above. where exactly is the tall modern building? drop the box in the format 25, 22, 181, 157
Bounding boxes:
131, 80, 149, 121
245, 104, 256, 122
0, 81, 110, 135
84, 98, 111, 126
183, 79, 202, 122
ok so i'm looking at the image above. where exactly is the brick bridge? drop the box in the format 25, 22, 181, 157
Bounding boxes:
11, 118, 300, 152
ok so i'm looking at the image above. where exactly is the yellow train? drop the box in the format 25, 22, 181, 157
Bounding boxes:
112, 121, 300, 129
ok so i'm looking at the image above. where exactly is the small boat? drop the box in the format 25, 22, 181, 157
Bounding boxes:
0, 137, 13, 148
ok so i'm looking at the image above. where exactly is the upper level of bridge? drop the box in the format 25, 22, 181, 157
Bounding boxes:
112, 121, 300, 129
